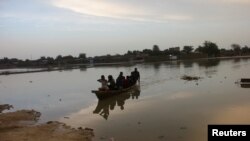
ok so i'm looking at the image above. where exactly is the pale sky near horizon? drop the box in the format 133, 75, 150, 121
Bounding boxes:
0, 0, 250, 59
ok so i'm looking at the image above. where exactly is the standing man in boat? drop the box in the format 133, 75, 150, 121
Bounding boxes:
132, 68, 140, 84
97, 75, 108, 91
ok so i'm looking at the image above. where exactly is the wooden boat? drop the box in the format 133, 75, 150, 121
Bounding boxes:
92, 84, 139, 100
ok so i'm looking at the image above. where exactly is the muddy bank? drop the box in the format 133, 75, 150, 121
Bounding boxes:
0, 104, 94, 141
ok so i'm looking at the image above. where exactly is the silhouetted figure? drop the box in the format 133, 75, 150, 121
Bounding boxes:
117, 93, 129, 110
93, 86, 141, 120
131, 68, 140, 84
116, 72, 125, 89
132, 86, 141, 99
100, 106, 109, 120
108, 75, 116, 90
110, 100, 116, 110
97, 75, 108, 91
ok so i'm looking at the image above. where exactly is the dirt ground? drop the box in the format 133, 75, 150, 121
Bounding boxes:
0, 104, 94, 141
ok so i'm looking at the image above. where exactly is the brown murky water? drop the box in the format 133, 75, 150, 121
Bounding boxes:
1, 58, 250, 141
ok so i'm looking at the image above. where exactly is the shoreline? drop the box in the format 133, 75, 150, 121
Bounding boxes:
1, 55, 250, 76
0, 104, 94, 141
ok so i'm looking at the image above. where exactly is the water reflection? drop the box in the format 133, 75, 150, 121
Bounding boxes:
181, 61, 194, 68
80, 66, 87, 71
196, 59, 220, 68
93, 86, 141, 120
233, 58, 241, 63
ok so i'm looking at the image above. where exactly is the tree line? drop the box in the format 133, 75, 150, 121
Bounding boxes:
1, 41, 250, 68
126, 41, 250, 57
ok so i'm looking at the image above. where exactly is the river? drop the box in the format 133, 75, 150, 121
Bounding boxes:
0, 58, 250, 141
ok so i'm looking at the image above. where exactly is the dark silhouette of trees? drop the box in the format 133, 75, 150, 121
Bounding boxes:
195, 46, 203, 53
242, 46, 250, 54
127, 50, 133, 55
152, 45, 162, 55
79, 53, 86, 59
2, 57, 10, 64
153, 45, 160, 52
152, 45, 161, 55
142, 49, 152, 55
196, 41, 219, 57
40, 56, 46, 60
56, 55, 62, 61
231, 44, 241, 55
1, 41, 250, 69
46, 57, 54, 65
182, 46, 193, 54
163, 49, 170, 55
169, 47, 180, 56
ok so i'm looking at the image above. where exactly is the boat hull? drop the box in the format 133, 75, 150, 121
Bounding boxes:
92, 84, 138, 100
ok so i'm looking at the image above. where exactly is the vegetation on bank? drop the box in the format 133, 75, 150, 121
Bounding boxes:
1, 41, 250, 69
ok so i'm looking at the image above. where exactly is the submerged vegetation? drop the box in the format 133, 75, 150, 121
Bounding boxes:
181, 75, 201, 81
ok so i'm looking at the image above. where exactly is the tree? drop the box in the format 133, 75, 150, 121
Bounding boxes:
163, 49, 170, 55
79, 53, 86, 59
142, 49, 152, 54
153, 45, 160, 52
201, 41, 220, 57
46, 57, 54, 65
195, 46, 203, 53
182, 46, 193, 54
40, 56, 46, 60
132, 50, 140, 55
241, 45, 249, 54
127, 50, 133, 55
2, 57, 10, 64
56, 55, 63, 61
231, 44, 241, 55
152, 45, 161, 55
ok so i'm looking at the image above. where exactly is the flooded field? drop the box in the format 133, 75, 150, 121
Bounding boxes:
1, 58, 250, 141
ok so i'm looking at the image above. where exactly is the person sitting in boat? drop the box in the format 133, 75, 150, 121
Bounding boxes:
123, 76, 130, 88
97, 75, 108, 91
131, 68, 140, 84
116, 72, 125, 89
108, 75, 116, 90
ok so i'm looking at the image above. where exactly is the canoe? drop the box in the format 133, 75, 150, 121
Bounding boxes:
92, 84, 138, 100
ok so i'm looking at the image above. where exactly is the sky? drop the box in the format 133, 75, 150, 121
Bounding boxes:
0, 0, 250, 59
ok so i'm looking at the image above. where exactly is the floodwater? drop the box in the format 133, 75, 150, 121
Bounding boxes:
1, 58, 250, 141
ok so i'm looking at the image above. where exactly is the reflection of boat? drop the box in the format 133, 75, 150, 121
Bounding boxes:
93, 86, 140, 120
92, 84, 139, 100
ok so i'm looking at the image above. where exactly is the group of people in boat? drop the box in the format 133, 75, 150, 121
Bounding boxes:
97, 68, 140, 91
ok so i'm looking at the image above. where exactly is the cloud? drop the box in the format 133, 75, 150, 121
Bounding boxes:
51, 0, 192, 22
